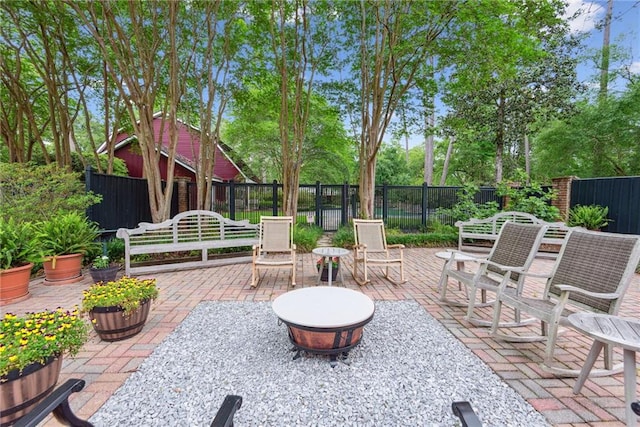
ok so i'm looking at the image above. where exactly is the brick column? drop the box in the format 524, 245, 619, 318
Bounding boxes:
176, 177, 191, 213
552, 176, 577, 220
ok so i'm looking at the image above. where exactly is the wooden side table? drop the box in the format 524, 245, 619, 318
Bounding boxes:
568, 313, 640, 427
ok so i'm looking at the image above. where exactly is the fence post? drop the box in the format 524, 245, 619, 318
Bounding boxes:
552, 176, 577, 220
421, 182, 428, 228
176, 177, 190, 213
382, 183, 388, 221
229, 181, 236, 220
341, 181, 349, 227
272, 180, 278, 216
314, 181, 322, 227
85, 166, 94, 224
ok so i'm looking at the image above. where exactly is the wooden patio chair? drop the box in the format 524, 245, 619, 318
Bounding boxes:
439, 221, 548, 327
490, 228, 640, 376
352, 219, 405, 286
251, 216, 296, 288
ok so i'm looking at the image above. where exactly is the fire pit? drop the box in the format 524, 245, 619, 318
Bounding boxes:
272, 287, 375, 365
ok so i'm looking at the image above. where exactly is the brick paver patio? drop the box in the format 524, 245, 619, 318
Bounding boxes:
4, 247, 639, 426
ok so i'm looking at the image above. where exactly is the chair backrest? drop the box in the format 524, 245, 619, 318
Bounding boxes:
353, 219, 387, 253
546, 229, 640, 314
258, 216, 294, 253
486, 221, 548, 280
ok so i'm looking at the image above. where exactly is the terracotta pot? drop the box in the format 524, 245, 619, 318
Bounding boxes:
89, 265, 119, 283
319, 265, 339, 282
0, 355, 62, 425
43, 253, 83, 285
89, 299, 151, 342
0, 263, 33, 305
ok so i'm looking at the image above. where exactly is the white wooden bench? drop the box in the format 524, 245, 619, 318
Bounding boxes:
116, 210, 259, 276
456, 211, 570, 258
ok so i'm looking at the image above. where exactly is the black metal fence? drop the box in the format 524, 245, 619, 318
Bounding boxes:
194, 180, 502, 231
570, 176, 640, 234
85, 168, 639, 235
85, 168, 179, 236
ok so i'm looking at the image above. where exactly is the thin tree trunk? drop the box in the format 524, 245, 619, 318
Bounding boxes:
440, 135, 454, 186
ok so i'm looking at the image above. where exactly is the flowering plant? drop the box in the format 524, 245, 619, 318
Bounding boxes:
92, 255, 111, 269
316, 257, 339, 271
0, 307, 89, 377
81, 276, 158, 315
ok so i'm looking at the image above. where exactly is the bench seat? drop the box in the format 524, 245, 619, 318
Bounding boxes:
117, 210, 259, 276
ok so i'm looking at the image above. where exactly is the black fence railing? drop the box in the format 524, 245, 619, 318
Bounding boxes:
85, 167, 638, 235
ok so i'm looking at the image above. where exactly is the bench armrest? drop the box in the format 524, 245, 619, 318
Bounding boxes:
13, 379, 92, 427
451, 401, 482, 427
210, 395, 243, 427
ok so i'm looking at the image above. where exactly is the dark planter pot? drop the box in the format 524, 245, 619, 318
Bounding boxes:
89, 265, 119, 283
0, 355, 62, 425
0, 263, 33, 305
89, 299, 151, 342
43, 253, 83, 285
319, 265, 339, 282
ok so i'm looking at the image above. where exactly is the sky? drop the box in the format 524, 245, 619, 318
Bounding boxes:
403, 0, 639, 149
566, 0, 639, 88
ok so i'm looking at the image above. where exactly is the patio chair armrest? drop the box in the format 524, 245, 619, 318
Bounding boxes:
387, 244, 405, 249
479, 258, 527, 274
554, 284, 620, 300
444, 250, 485, 264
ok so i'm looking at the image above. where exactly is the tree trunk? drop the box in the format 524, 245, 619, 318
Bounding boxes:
494, 92, 505, 183
440, 135, 454, 186
424, 111, 435, 185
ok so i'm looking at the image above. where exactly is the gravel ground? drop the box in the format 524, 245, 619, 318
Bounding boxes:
90, 300, 549, 427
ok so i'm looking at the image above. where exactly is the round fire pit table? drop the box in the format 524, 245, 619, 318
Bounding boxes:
272, 286, 375, 365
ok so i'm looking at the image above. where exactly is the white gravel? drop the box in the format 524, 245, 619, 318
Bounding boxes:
90, 300, 549, 427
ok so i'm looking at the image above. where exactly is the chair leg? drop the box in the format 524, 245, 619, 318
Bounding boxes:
251, 264, 258, 288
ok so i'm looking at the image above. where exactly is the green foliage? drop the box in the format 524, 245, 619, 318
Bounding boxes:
36, 211, 100, 257
497, 172, 560, 221
376, 142, 412, 185
567, 205, 611, 230
81, 277, 158, 315
105, 237, 125, 262
436, 184, 500, 223
533, 81, 640, 179
0, 163, 102, 223
293, 224, 324, 253
331, 223, 457, 249
0, 308, 89, 377
0, 219, 40, 270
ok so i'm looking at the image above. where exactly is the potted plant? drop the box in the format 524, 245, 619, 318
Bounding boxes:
89, 255, 119, 283
567, 204, 612, 231
0, 307, 89, 425
35, 211, 100, 284
82, 277, 159, 342
316, 257, 339, 282
0, 219, 41, 304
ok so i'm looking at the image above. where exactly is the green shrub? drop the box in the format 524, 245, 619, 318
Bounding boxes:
331, 223, 457, 249
0, 163, 102, 223
0, 219, 40, 269
497, 171, 560, 221
436, 184, 500, 222
567, 205, 611, 230
36, 211, 101, 258
293, 224, 324, 252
